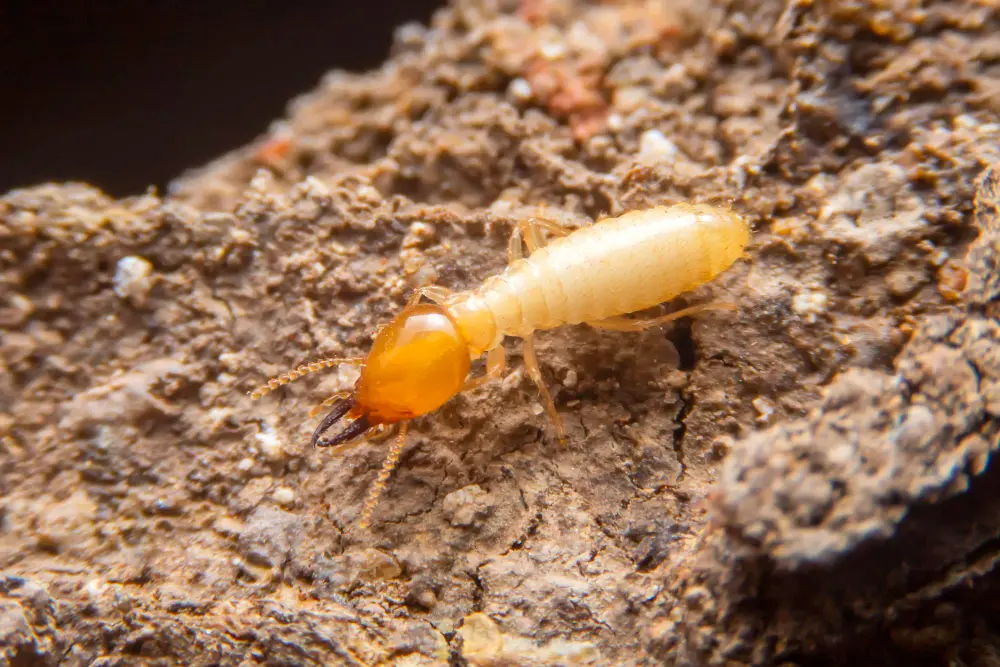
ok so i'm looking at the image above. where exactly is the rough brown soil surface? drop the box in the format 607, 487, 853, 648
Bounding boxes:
3, 0, 1000, 665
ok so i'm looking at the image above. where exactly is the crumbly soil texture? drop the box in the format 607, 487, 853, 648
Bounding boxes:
4, 0, 1000, 665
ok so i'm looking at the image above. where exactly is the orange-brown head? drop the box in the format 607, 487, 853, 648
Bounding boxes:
311, 303, 471, 448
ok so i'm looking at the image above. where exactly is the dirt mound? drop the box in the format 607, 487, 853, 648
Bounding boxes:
3, 1, 1000, 664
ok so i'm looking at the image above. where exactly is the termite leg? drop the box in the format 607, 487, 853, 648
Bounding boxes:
509, 213, 574, 260
508, 213, 567, 443
359, 422, 409, 529
309, 390, 353, 418
588, 302, 739, 332
408, 285, 452, 306
317, 424, 395, 457
366, 423, 397, 443
520, 218, 573, 251
522, 335, 566, 444
461, 345, 507, 391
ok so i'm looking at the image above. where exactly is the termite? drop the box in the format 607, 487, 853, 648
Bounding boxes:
249, 203, 750, 528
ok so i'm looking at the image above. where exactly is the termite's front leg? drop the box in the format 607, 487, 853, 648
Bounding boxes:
508, 211, 575, 260
461, 346, 507, 391
407, 285, 453, 306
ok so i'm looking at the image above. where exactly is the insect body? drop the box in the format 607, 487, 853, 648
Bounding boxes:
250, 203, 750, 528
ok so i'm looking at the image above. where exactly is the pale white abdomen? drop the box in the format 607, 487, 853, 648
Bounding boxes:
472, 204, 750, 340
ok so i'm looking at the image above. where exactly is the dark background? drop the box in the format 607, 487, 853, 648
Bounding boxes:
0, 2, 444, 197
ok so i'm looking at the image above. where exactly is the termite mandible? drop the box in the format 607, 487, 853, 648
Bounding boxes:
249, 203, 751, 528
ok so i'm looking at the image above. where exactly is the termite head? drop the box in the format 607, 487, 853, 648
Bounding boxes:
310, 303, 472, 447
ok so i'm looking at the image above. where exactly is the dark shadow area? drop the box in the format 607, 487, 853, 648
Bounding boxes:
0, 1, 444, 197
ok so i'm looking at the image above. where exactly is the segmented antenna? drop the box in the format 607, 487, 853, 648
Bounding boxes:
248, 357, 361, 400
358, 423, 409, 529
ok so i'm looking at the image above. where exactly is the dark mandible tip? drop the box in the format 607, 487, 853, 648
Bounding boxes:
311, 398, 355, 448
312, 399, 371, 449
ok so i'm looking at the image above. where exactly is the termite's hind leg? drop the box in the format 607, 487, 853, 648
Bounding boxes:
358, 422, 409, 529
461, 345, 507, 392
588, 302, 738, 332
522, 334, 566, 445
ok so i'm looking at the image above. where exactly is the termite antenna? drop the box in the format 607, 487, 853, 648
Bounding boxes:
359, 422, 409, 530
248, 357, 362, 400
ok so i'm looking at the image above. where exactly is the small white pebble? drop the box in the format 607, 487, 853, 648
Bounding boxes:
214, 516, 244, 537
85, 579, 105, 599
408, 221, 435, 240
539, 40, 567, 60
507, 77, 534, 103
530, 402, 545, 416
563, 369, 578, 388
237, 458, 254, 472
792, 290, 828, 323
501, 367, 524, 395
302, 175, 331, 198
218, 352, 241, 373
356, 184, 381, 204
954, 114, 978, 130
8, 293, 34, 320
639, 129, 679, 161
605, 113, 625, 132
248, 169, 276, 193
255, 426, 285, 461
402, 221, 437, 249
752, 396, 776, 423
272, 487, 295, 506
614, 87, 648, 113
112, 256, 154, 305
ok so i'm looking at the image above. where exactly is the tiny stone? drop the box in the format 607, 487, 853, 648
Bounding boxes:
302, 175, 330, 198
214, 516, 244, 537
501, 368, 524, 395
539, 40, 567, 60
255, 427, 285, 461
237, 458, 254, 472
113, 256, 154, 306
218, 352, 241, 372
415, 588, 437, 610
886, 265, 927, 299
85, 578, 105, 599
792, 290, 828, 322
402, 221, 437, 249
563, 369, 578, 388
639, 129, 678, 161
752, 396, 776, 423
507, 77, 534, 103
272, 487, 295, 506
